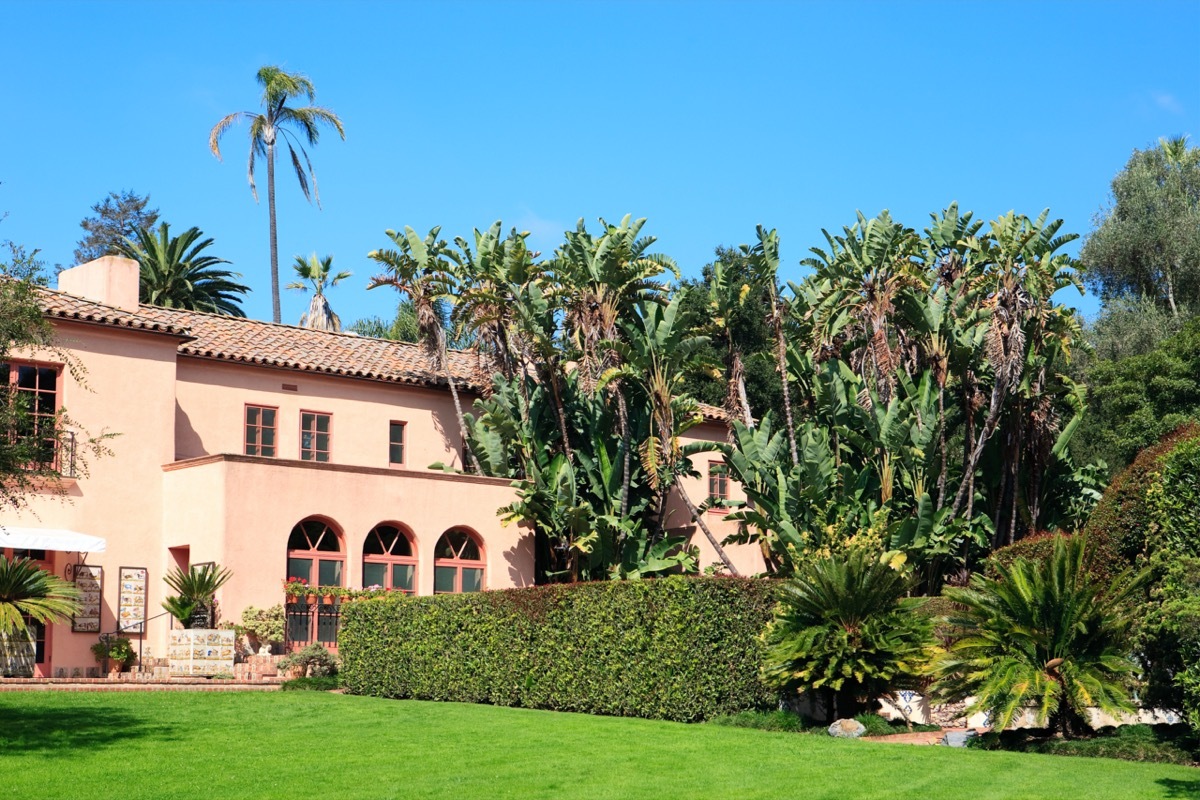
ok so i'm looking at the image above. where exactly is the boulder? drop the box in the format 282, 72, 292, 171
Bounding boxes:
941, 730, 978, 748
827, 718, 867, 739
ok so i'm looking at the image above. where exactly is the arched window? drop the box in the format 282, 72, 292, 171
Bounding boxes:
286, 518, 344, 588
433, 528, 485, 594
362, 524, 416, 593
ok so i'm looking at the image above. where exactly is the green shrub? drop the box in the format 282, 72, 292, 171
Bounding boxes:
229, 605, 285, 654
278, 643, 338, 678
762, 551, 936, 719
281, 675, 340, 692
935, 536, 1146, 738
1082, 423, 1200, 567
851, 713, 941, 736
709, 710, 816, 733
339, 576, 777, 722
969, 724, 1198, 765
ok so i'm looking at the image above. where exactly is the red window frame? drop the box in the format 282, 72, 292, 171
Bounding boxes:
2, 360, 64, 471
244, 404, 278, 457
433, 528, 485, 594
362, 523, 417, 593
707, 460, 728, 511
388, 421, 406, 466
285, 518, 345, 589
300, 410, 332, 462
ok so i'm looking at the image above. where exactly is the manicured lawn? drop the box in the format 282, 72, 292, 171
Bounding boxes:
0, 692, 1196, 799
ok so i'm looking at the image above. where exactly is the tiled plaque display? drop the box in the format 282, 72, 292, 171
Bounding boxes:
118, 567, 148, 634
168, 629, 235, 677
72, 565, 102, 632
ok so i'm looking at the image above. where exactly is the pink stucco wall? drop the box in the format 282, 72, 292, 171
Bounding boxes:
0, 258, 762, 678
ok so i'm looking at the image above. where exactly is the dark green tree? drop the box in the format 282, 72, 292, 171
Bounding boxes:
1074, 317, 1200, 471
675, 246, 781, 424
72, 190, 159, 265
1081, 136, 1200, 316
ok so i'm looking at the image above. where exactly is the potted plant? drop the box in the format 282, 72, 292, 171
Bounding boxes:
283, 577, 309, 603
163, 563, 236, 678
163, 563, 233, 629
90, 635, 136, 676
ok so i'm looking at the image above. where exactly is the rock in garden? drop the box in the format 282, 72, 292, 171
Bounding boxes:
827, 718, 866, 738
941, 730, 978, 747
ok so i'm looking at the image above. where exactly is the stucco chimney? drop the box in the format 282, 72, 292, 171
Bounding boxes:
58, 256, 141, 312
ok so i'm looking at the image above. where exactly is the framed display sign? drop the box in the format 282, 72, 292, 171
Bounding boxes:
118, 567, 148, 634
71, 565, 102, 633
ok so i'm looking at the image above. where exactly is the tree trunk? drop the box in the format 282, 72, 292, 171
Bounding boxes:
677, 483, 739, 575
774, 308, 799, 466
618, 390, 632, 519
935, 385, 948, 510
549, 369, 574, 464
267, 141, 281, 325
444, 366, 482, 474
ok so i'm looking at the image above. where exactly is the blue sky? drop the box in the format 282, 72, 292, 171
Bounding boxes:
2, 1, 1197, 325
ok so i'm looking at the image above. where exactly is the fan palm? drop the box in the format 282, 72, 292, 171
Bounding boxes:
0, 555, 80, 636
287, 253, 351, 331
119, 222, 248, 316
209, 66, 345, 324
763, 549, 936, 719
933, 535, 1146, 737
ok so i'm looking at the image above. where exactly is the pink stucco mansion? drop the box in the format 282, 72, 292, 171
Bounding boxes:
0, 256, 762, 677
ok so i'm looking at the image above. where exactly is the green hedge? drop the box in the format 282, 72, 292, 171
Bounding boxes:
338, 576, 778, 722
1082, 423, 1200, 566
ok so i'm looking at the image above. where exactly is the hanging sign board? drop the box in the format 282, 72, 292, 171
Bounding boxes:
72, 565, 102, 632
118, 567, 148, 634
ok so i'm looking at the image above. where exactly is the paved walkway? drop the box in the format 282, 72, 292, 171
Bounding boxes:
862, 727, 973, 745
0, 677, 282, 692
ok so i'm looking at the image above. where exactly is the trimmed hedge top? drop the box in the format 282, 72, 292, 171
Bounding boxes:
338, 576, 778, 722
1083, 422, 1200, 564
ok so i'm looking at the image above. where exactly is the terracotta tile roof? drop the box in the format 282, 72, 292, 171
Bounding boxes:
37, 287, 190, 336
134, 305, 488, 390
37, 287, 731, 417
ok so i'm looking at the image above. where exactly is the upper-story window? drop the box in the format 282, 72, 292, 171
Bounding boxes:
389, 421, 405, 466
707, 461, 728, 509
245, 405, 277, 457
1, 361, 62, 469
300, 411, 332, 462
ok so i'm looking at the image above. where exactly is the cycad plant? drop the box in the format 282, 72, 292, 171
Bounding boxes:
162, 563, 233, 629
932, 535, 1146, 737
763, 549, 936, 719
0, 556, 80, 636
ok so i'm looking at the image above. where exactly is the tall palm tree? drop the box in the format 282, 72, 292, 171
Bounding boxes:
287, 253, 351, 331
0, 556, 79, 674
209, 66, 345, 324
368, 226, 482, 474
119, 222, 248, 316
